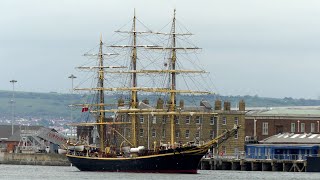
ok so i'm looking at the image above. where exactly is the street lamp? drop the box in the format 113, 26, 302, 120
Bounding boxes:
10, 80, 17, 135
68, 74, 76, 137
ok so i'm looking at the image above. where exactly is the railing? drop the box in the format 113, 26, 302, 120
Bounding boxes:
204, 152, 320, 161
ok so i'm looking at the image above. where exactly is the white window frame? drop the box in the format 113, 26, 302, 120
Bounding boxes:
301, 123, 305, 133
196, 116, 201, 124
234, 131, 238, 139
195, 131, 200, 138
311, 123, 315, 133
262, 122, 268, 135
185, 116, 190, 124
152, 129, 156, 137
139, 115, 144, 123
152, 116, 157, 124
139, 129, 144, 137
162, 116, 167, 124
234, 117, 239, 125
222, 117, 227, 125
291, 123, 295, 133
210, 116, 215, 125
185, 130, 190, 139
175, 131, 180, 138
175, 116, 179, 124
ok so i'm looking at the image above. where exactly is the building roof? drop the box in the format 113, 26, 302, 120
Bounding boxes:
0, 125, 42, 140
259, 133, 320, 144
246, 106, 320, 118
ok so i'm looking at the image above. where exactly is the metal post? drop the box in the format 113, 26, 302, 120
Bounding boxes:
10, 80, 17, 135
254, 118, 257, 140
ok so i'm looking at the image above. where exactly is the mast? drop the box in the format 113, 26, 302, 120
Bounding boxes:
131, 9, 138, 147
169, 9, 177, 145
98, 34, 106, 151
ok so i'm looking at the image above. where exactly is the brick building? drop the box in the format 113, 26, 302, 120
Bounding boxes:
245, 107, 320, 141
117, 99, 246, 155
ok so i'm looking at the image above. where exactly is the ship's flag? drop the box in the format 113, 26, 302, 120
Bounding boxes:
82, 106, 89, 112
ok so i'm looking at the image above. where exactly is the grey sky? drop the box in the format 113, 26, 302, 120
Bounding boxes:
1, 0, 320, 99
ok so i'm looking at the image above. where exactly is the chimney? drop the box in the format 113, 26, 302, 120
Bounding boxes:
239, 100, 245, 111
214, 100, 222, 110
156, 98, 164, 109
224, 101, 231, 111
179, 100, 184, 109
118, 98, 124, 107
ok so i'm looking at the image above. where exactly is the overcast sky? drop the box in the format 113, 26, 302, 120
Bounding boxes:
1, 0, 320, 99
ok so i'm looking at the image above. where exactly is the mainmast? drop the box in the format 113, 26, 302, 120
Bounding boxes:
169, 9, 177, 145
131, 9, 138, 147
98, 35, 106, 151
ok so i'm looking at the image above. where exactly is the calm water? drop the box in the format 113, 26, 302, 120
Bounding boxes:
1, 164, 320, 180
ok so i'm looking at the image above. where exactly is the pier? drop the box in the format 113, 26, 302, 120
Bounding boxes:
200, 157, 307, 172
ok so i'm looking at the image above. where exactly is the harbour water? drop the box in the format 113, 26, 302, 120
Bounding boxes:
1, 164, 320, 180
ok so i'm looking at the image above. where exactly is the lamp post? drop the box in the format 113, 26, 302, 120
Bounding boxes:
68, 74, 76, 137
297, 120, 300, 133
317, 121, 319, 133
10, 80, 17, 135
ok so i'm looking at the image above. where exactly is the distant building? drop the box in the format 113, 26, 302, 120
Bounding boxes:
0, 125, 67, 153
245, 133, 320, 160
245, 107, 320, 141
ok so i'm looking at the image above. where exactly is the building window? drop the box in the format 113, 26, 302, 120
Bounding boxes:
301, 123, 305, 133
222, 117, 227, 125
210, 116, 214, 125
185, 116, 190, 124
139, 129, 144, 137
311, 123, 315, 133
234, 117, 239, 125
175, 116, 179, 124
185, 130, 190, 138
234, 131, 238, 139
196, 116, 201, 124
195, 131, 200, 138
152, 116, 157, 124
175, 131, 180, 138
262, 122, 268, 135
162, 128, 166, 138
139, 115, 144, 123
291, 123, 295, 133
162, 116, 167, 124
152, 129, 156, 137
210, 130, 214, 139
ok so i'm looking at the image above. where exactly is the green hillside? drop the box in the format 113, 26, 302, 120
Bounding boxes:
1, 90, 320, 121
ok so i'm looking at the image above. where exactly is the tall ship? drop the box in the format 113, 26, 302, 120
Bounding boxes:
66, 10, 240, 174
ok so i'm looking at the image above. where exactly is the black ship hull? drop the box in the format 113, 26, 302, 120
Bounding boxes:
67, 149, 206, 174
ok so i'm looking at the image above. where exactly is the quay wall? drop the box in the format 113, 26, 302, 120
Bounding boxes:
0, 152, 70, 166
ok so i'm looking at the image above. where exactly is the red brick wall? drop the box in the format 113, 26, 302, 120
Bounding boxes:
245, 117, 320, 141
